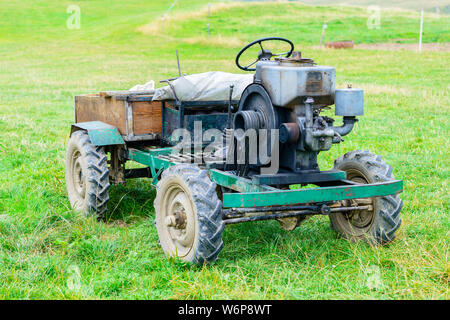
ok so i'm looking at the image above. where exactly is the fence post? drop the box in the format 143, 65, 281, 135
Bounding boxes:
320, 23, 327, 46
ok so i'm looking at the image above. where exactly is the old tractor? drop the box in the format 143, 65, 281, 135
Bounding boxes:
65, 37, 403, 264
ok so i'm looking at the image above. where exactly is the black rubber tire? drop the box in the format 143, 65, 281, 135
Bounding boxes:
330, 150, 403, 245
154, 164, 224, 264
65, 130, 110, 218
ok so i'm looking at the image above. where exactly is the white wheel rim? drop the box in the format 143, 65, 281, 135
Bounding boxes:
72, 153, 86, 198
159, 180, 197, 258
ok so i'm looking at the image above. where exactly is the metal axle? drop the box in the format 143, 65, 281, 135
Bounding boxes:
222, 205, 371, 225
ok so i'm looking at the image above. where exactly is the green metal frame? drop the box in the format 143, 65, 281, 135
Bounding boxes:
128, 148, 173, 184
71, 121, 125, 146
126, 147, 404, 209
223, 181, 403, 208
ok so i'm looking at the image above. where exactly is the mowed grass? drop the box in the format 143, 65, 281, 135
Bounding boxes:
0, 0, 448, 299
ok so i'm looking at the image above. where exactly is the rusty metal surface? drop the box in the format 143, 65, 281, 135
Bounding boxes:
279, 122, 300, 144
257, 62, 336, 107
222, 205, 371, 225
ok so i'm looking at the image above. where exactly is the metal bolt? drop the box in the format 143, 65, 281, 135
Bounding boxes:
174, 210, 187, 229
320, 204, 331, 215
165, 215, 176, 227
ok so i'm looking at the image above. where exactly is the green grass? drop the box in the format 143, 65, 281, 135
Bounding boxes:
164, 2, 449, 44
292, 0, 450, 12
0, 0, 449, 299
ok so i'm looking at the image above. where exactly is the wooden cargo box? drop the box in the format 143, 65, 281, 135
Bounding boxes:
75, 91, 162, 141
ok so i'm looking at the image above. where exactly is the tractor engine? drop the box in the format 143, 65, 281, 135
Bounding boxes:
232, 51, 364, 178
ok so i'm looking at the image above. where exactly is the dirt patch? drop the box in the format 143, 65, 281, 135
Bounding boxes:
325, 40, 354, 49
356, 43, 450, 52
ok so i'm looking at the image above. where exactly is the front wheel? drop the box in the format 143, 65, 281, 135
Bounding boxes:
65, 130, 110, 218
154, 164, 224, 264
330, 150, 403, 245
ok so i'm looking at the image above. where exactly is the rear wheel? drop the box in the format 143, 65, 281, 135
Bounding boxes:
154, 164, 224, 264
330, 150, 402, 245
65, 130, 110, 218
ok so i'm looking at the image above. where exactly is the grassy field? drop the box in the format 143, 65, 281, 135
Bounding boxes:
296, 0, 450, 12
0, 0, 448, 299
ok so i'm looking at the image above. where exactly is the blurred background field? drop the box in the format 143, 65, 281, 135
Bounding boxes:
0, 0, 448, 299
267, 0, 450, 12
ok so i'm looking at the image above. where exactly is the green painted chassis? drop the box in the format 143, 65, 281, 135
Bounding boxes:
127, 147, 403, 209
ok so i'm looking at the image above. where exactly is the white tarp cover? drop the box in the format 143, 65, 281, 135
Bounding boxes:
129, 80, 155, 91
151, 71, 254, 101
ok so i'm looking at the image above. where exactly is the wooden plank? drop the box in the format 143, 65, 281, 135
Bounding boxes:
132, 101, 162, 135
75, 94, 162, 138
75, 95, 126, 134
99, 90, 155, 97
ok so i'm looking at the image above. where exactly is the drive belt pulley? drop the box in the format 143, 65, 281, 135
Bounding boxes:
231, 84, 278, 176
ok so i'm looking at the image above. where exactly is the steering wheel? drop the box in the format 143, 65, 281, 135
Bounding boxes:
235, 37, 294, 71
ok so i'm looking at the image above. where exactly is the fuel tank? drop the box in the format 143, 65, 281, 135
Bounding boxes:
255, 54, 335, 108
